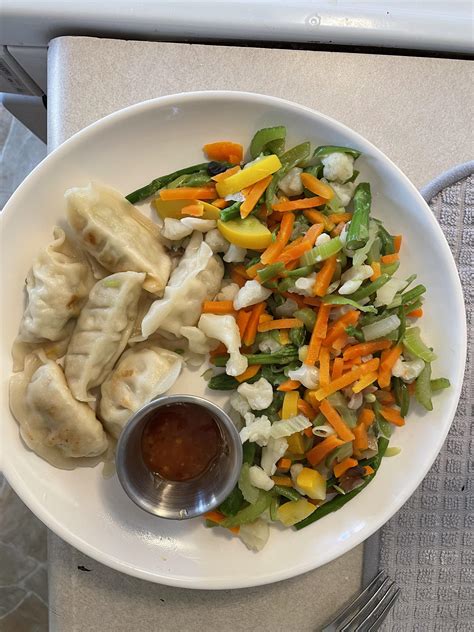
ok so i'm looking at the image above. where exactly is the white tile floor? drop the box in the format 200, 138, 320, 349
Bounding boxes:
0, 105, 48, 631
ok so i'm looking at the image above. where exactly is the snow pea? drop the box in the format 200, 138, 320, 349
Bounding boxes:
250, 126, 286, 159
126, 162, 211, 203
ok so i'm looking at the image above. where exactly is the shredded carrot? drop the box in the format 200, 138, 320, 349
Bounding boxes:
407, 308, 423, 318
332, 335, 349, 353
271, 476, 293, 487
314, 255, 337, 297
320, 399, 355, 442
319, 347, 331, 388
204, 510, 239, 534
353, 423, 369, 450
243, 302, 266, 346
277, 458, 292, 472
230, 269, 246, 288
203, 141, 243, 164
275, 237, 316, 265
358, 408, 375, 428
246, 262, 265, 278
305, 333, 322, 366
380, 253, 399, 264
378, 344, 402, 388
328, 212, 352, 224
297, 399, 317, 419
343, 340, 391, 360
331, 222, 346, 237
314, 359, 380, 400
303, 209, 334, 231
370, 261, 381, 281
277, 379, 301, 392
236, 310, 251, 339
314, 304, 332, 339
393, 235, 402, 253
202, 300, 235, 314
159, 186, 216, 201
272, 196, 326, 212
323, 310, 360, 347
306, 435, 345, 466
180, 202, 204, 216
300, 172, 335, 199
331, 357, 344, 380
260, 213, 295, 264
380, 406, 406, 426
334, 457, 358, 478
240, 175, 272, 218
211, 165, 241, 182
364, 465, 375, 476
352, 371, 378, 393
258, 318, 303, 333
235, 364, 261, 383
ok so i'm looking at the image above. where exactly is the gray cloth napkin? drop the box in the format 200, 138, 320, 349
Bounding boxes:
364, 163, 473, 632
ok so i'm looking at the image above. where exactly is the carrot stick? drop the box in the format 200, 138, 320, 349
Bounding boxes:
243, 302, 266, 346
353, 423, 369, 450
260, 212, 295, 264
277, 379, 301, 392
240, 175, 272, 218
212, 165, 241, 182
236, 310, 251, 339
407, 308, 423, 318
358, 408, 375, 427
304, 333, 322, 366
323, 310, 360, 347
203, 141, 243, 164
380, 406, 406, 426
343, 340, 391, 360
314, 255, 337, 297
314, 304, 332, 339
393, 235, 402, 253
334, 457, 359, 478
303, 209, 334, 231
378, 344, 402, 388
211, 198, 230, 209
277, 458, 292, 472
160, 186, 216, 200
305, 222, 325, 246
327, 212, 352, 224
257, 318, 303, 333
306, 435, 344, 466
370, 262, 381, 281
235, 364, 261, 383
202, 300, 235, 314
181, 203, 204, 216
320, 399, 355, 442
380, 253, 399, 264
246, 262, 265, 278
319, 347, 330, 388
300, 172, 335, 200
272, 196, 326, 212
314, 359, 380, 400
331, 357, 344, 380
297, 399, 317, 419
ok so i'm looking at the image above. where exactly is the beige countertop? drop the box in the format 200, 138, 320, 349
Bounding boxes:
46, 36, 473, 632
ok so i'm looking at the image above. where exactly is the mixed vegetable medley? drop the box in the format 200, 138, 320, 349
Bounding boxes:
126, 126, 449, 551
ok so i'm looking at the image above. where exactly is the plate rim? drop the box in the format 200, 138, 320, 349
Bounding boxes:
0, 90, 467, 589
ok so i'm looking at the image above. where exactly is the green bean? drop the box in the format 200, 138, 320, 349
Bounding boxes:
273, 485, 302, 502
380, 261, 400, 276
401, 284, 426, 305
219, 201, 242, 222
250, 126, 286, 159
312, 145, 361, 159
393, 377, 410, 417
282, 265, 314, 278
257, 262, 285, 284
126, 162, 210, 203
346, 183, 371, 250
397, 304, 406, 343
376, 222, 396, 255
322, 295, 377, 313
348, 274, 390, 302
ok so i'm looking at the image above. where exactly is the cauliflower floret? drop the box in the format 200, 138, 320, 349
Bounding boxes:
230, 391, 251, 417
223, 244, 247, 263
261, 437, 288, 475
180, 217, 217, 233
329, 181, 356, 207
161, 218, 193, 240
288, 363, 320, 389
338, 265, 373, 295
237, 377, 273, 411
292, 273, 316, 297
233, 279, 272, 310
216, 281, 240, 302
225, 191, 245, 203
278, 167, 304, 196
275, 298, 299, 318
258, 333, 282, 354
240, 413, 272, 446
248, 465, 275, 491
180, 325, 219, 354
322, 152, 355, 183
392, 356, 425, 383
205, 229, 230, 254
198, 313, 248, 376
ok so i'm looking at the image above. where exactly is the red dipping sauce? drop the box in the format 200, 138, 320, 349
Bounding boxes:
141, 402, 222, 482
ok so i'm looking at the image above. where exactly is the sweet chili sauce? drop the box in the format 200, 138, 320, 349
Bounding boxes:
141, 403, 222, 482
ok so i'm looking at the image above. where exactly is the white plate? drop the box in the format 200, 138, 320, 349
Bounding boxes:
0, 92, 466, 589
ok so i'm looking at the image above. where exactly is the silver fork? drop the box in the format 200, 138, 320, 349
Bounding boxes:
322, 571, 400, 632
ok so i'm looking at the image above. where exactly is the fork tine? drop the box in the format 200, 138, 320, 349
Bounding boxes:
321, 571, 387, 631
364, 586, 400, 632
340, 577, 394, 631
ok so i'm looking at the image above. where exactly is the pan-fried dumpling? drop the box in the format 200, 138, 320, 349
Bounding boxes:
65, 182, 171, 295
64, 271, 145, 402
9, 352, 108, 467
99, 345, 183, 438
141, 232, 224, 338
